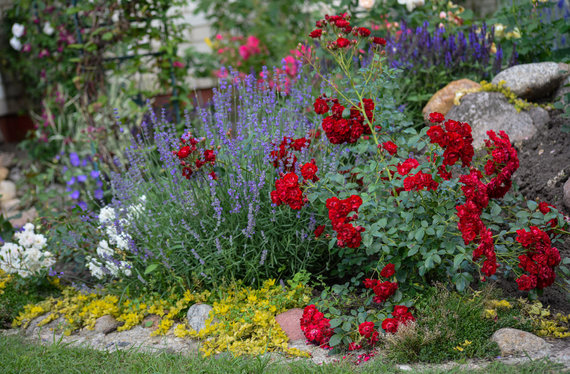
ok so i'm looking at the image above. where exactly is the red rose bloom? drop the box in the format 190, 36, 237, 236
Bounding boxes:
516, 274, 537, 291
397, 158, 419, 176
429, 112, 445, 123
313, 98, 329, 115
348, 342, 362, 351
309, 29, 323, 38
380, 263, 396, 278
373, 37, 386, 45
358, 27, 371, 37
177, 146, 191, 159
358, 321, 376, 338
314, 225, 325, 238
382, 141, 398, 155
301, 160, 319, 182
204, 149, 216, 162
336, 37, 350, 48
381, 318, 399, 333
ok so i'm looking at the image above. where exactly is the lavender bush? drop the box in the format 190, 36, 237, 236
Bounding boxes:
101, 68, 340, 291
381, 21, 514, 124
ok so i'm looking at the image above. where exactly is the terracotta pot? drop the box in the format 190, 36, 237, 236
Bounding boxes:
0, 114, 35, 143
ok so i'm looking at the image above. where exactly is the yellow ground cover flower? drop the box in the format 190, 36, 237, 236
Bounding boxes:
0, 269, 12, 295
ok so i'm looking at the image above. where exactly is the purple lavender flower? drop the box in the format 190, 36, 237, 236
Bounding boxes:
70, 190, 80, 199
77, 175, 87, 183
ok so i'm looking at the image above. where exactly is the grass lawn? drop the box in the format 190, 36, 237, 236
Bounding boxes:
0, 334, 565, 374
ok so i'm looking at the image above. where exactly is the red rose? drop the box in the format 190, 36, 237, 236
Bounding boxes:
336, 37, 350, 48
314, 225, 325, 238
358, 321, 376, 338
392, 305, 409, 319
348, 342, 362, 351
380, 263, 396, 278
204, 149, 216, 162
381, 318, 399, 333
313, 98, 329, 115
209, 171, 218, 180
358, 27, 371, 37
516, 274, 537, 291
429, 112, 445, 123
177, 146, 191, 159
382, 141, 398, 155
309, 29, 323, 38
282, 173, 299, 188
427, 125, 448, 147
373, 37, 386, 45
301, 160, 319, 182
397, 158, 419, 176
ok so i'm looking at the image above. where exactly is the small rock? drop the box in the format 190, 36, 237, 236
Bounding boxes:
491, 62, 569, 100
563, 178, 570, 210
0, 167, 9, 181
422, 79, 481, 121
186, 304, 213, 332
1, 198, 20, 214
447, 92, 536, 148
491, 328, 551, 357
0, 153, 15, 168
527, 107, 550, 131
9, 207, 38, 228
0, 180, 16, 202
94, 315, 120, 335
275, 308, 304, 341
142, 314, 160, 330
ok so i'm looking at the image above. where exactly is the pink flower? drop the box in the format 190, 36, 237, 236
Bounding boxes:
172, 61, 185, 68
239, 45, 250, 60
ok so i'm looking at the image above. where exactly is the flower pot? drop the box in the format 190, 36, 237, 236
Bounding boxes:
0, 114, 35, 143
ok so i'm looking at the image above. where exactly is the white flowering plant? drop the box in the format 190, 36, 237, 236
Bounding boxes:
0, 223, 55, 278
84, 197, 147, 280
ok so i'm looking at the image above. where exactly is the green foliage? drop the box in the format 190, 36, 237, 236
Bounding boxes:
384, 284, 532, 363
193, 0, 318, 74
0, 275, 60, 329
1, 0, 199, 157
489, 0, 570, 64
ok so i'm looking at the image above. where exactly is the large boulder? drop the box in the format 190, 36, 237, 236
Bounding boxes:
422, 79, 481, 121
446, 92, 537, 148
491, 62, 569, 100
491, 328, 551, 357
275, 308, 304, 341
186, 303, 213, 332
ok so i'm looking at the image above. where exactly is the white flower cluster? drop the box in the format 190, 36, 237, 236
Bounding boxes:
10, 23, 25, 51
398, 0, 425, 12
86, 196, 145, 280
0, 223, 55, 278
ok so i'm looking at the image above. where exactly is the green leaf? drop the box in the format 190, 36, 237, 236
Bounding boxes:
342, 321, 352, 331
407, 246, 418, 257
144, 264, 158, 275
415, 228, 425, 242
329, 318, 342, 328
102, 32, 114, 41
328, 334, 342, 347
527, 200, 538, 211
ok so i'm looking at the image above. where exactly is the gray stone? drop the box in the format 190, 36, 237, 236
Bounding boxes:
186, 304, 213, 332
0, 167, 9, 181
527, 107, 550, 131
491, 62, 569, 100
491, 328, 551, 357
447, 92, 536, 148
9, 207, 38, 228
94, 315, 121, 335
564, 178, 570, 210
0, 180, 16, 201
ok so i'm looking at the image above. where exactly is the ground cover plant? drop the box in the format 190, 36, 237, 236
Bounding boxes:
1, 2, 570, 367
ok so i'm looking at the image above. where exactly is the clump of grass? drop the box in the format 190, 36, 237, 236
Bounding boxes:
383, 284, 533, 363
